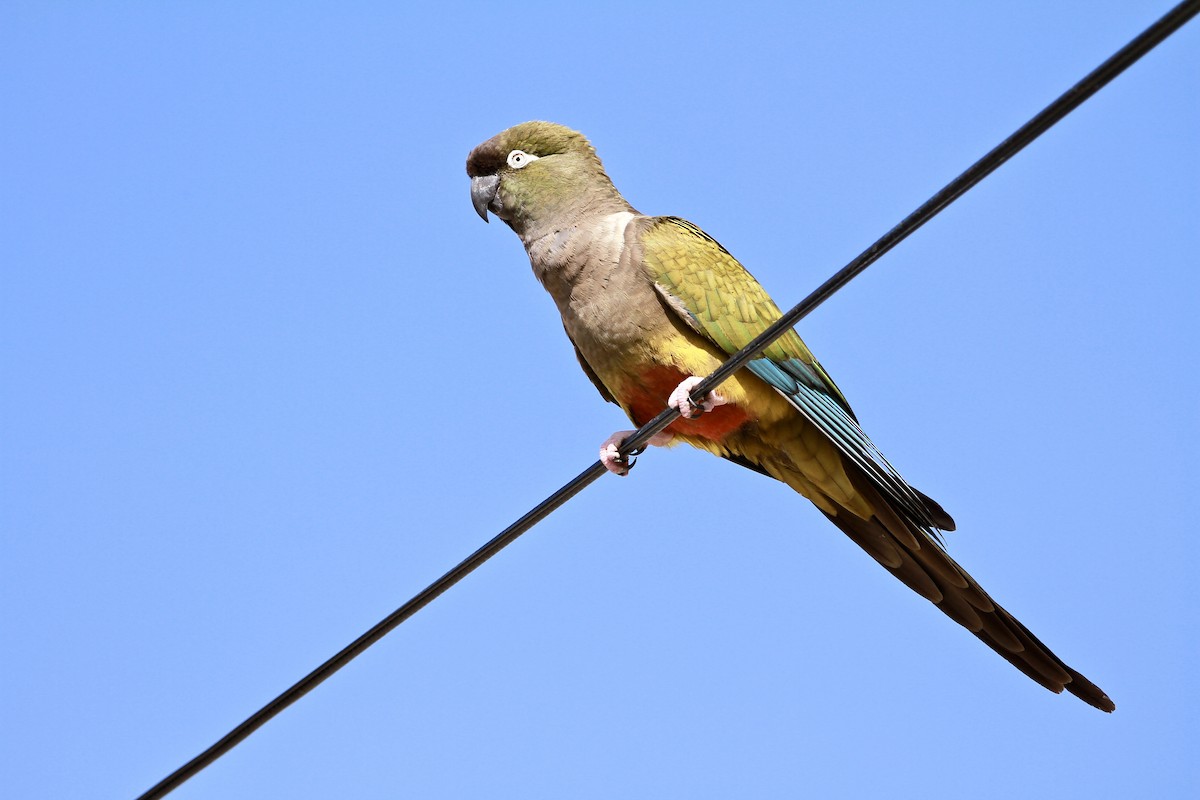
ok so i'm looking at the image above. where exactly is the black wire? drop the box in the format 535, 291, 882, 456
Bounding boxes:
136, 3, 1199, 797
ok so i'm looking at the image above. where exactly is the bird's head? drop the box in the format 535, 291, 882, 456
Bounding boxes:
466, 121, 630, 238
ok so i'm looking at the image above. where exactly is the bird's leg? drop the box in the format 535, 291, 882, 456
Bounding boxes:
668, 375, 727, 419
599, 376, 725, 476
600, 429, 673, 476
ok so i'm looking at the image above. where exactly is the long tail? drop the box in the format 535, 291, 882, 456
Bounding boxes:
825, 467, 1114, 712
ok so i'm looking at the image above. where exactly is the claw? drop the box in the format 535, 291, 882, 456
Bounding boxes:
599, 430, 672, 476
600, 438, 633, 476
668, 376, 727, 419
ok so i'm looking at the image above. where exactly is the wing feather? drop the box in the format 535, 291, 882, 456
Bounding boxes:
640, 216, 951, 537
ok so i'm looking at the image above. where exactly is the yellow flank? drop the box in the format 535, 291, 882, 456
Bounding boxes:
633, 217, 875, 523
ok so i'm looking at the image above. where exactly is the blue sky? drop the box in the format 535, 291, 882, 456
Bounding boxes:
3, 2, 1198, 798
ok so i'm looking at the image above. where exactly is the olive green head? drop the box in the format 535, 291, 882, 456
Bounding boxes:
467, 121, 630, 235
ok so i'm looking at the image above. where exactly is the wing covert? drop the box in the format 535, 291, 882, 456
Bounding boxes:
638, 216, 948, 536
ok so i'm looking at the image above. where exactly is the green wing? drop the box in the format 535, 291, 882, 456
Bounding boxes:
640, 216, 855, 415
639, 216, 950, 534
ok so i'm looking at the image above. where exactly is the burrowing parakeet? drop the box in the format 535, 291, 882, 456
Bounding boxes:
466, 120, 1113, 712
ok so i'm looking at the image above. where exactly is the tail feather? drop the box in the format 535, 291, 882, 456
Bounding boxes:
716, 412, 1112, 710
913, 486, 956, 531
819, 482, 1115, 712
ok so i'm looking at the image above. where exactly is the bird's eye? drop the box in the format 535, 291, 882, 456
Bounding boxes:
507, 149, 538, 169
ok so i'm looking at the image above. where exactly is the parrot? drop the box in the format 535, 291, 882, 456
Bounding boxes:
466, 120, 1114, 712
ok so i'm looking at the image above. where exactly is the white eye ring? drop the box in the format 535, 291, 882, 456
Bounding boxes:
507, 149, 538, 169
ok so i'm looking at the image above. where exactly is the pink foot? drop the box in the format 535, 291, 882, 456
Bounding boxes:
599, 429, 673, 476
668, 376, 727, 419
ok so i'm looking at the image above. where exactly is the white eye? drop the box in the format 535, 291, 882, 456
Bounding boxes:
507, 149, 538, 169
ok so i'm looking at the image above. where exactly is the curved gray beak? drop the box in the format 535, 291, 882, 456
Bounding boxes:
470, 175, 500, 222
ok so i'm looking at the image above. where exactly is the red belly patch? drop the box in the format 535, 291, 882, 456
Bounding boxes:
623, 366, 750, 441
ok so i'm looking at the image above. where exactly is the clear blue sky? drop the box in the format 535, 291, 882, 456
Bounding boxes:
3, 3, 1198, 798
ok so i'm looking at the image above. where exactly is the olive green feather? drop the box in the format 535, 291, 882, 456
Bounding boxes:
639, 216, 947, 535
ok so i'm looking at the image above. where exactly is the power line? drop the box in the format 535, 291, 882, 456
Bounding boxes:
136, 3, 1200, 797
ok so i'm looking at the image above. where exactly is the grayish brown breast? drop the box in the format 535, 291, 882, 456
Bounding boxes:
522, 211, 674, 378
